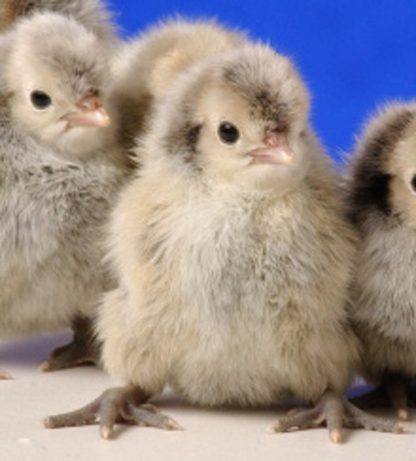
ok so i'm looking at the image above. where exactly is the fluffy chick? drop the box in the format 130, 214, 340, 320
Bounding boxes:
0, 12, 129, 373
110, 18, 246, 149
345, 102, 416, 420
45, 44, 399, 442
0, 0, 118, 45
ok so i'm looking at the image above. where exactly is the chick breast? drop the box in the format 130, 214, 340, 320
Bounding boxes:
98, 169, 358, 406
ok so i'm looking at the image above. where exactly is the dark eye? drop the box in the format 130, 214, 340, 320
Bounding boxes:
411, 175, 416, 192
218, 122, 240, 145
30, 90, 52, 110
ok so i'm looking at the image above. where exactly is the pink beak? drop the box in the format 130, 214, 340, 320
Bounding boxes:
248, 131, 294, 165
62, 95, 111, 129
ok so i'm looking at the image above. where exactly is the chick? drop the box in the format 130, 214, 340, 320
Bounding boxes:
0, 0, 118, 45
345, 103, 416, 421
0, 12, 129, 373
110, 18, 246, 149
45, 44, 399, 442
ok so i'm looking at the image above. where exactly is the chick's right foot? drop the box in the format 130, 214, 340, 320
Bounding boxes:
269, 391, 403, 444
43, 386, 182, 439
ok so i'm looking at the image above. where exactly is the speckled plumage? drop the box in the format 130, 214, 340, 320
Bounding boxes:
0, 94, 123, 336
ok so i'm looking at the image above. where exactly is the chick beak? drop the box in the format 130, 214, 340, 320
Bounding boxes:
63, 95, 111, 129
248, 131, 294, 165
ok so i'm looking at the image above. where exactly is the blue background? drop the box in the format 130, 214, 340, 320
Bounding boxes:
111, 0, 416, 160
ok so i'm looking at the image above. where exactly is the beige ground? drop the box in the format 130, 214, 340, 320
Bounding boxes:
0, 332, 414, 461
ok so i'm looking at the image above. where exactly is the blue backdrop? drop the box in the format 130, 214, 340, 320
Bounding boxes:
112, 0, 416, 160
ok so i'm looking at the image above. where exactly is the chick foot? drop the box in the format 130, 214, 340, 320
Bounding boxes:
269, 391, 402, 443
43, 386, 182, 439
0, 369, 13, 380
352, 374, 411, 421
40, 317, 100, 372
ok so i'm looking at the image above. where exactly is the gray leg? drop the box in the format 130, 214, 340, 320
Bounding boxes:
352, 374, 410, 421
386, 375, 408, 421
269, 391, 403, 444
40, 317, 101, 372
350, 386, 388, 409
406, 385, 416, 408
43, 386, 182, 439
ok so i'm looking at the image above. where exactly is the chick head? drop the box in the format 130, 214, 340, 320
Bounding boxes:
154, 44, 311, 194
1, 12, 114, 157
350, 104, 416, 228
379, 107, 416, 227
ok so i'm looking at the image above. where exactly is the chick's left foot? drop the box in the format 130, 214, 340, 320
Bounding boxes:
269, 391, 403, 443
43, 386, 182, 439
40, 317, 100, 372
0, 368, 13, 380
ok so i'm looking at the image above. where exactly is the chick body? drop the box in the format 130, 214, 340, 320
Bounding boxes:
0, 12, 128, 367
101, 166, 357, 406
101, 45, 358, 405
346, 104, 416, 412
0, 101, 122, 337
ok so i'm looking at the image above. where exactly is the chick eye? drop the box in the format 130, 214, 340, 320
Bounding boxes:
411, 175, 416, 192
30, 90, 52, 110
218, 122, 240, 145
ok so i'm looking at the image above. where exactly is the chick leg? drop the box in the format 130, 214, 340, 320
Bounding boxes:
40, 317, 100, 372
406, 385, 416, 411
351, 374, 409, 420
269, 391, 402, 443
386, 375, 409, 421
43, 386, 182, 439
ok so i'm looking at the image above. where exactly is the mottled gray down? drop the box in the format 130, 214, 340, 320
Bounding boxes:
0, 10, 128, 337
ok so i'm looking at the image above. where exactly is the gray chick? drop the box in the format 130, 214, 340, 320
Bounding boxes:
345, 102, 416, 421
44, 44, 400, 442
0, 0, 118, 45
0, 11, 129, 376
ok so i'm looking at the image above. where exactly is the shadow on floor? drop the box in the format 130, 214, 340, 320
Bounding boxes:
0, 332, 71, 364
